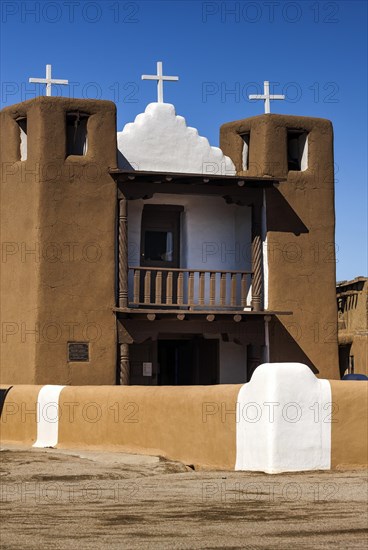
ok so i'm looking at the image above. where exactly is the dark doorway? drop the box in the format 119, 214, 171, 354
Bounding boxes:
157, 338, 219, 385
338, 344, 353, 378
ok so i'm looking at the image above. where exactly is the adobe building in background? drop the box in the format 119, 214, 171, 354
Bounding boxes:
0, 94, 339, 385
337, 277, 368, 376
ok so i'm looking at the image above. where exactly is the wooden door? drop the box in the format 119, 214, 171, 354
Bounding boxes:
129, 341, 158, 385
195, 338, 219, 384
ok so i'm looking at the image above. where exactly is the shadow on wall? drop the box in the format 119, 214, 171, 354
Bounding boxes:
117, 150, 135, 170
266, 187, 309, 235
266, 317, 319, 376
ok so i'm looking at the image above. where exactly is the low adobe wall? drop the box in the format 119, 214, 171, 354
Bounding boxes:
1, 365, 367, 472
57, 385, 240, 469
0, 385, 41, 445
330, 380, 368, 469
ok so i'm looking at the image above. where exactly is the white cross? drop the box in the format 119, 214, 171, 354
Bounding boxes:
141, 61, 179, 103
29, 64, 69, 97
249, 81, 285, 114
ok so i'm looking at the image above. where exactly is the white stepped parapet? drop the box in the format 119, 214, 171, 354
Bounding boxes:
117, 102, 236, 175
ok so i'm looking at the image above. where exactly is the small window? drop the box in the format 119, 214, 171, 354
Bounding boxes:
17, 117, 27, 160
287, 129, 308, 171
241, 133, 250, 170
141, 205, 183, 268
66, 112, 89, 156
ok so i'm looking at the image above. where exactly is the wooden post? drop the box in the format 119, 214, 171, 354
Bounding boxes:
220, 273, 226, 306
133, 269, 140, 303
230, 273, 237, 307
210, 273, 216, 305
155, 271, 162, 304
251, 202, 263, 311
199, 272, 205, 305
144, 271, 151, 304
188, 272, 195, 305
119, 343, 130, 385
118, 196, 128, 308
177, 272, 184, 305
166, 271, 173, 305
241, 273, 247, 307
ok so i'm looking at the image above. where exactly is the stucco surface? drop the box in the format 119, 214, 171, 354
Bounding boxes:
236, 363, 332, 473
220, 114, 339, 380
57, 385, 240, 469
117, 102, 235, 175
330, 380, 368, 468
0, 385, 42, 444
1, 378, 368, 471
1, 97, 118, 385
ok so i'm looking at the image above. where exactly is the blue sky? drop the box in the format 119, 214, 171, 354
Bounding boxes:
1, 0, 367, 280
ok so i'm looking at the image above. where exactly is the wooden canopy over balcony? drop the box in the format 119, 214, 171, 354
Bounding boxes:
110, 169, 283, 201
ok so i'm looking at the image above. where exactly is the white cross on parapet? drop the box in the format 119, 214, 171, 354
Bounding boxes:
142, 61, 179, 103
249, 81, 285, 114
29, 64, 69, 97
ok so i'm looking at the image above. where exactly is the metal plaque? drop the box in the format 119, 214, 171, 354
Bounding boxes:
68, 342, 89, 362
143, 362, 152, 376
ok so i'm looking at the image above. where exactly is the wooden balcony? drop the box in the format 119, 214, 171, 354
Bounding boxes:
128, 266, 254, 310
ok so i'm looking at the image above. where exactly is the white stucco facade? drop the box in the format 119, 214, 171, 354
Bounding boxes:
117, 102, 236, 175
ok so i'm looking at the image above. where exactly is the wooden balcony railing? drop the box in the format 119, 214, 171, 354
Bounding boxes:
128, 267, 253, 309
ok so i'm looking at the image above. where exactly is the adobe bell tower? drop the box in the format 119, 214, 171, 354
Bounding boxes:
220, 113, 339, 379
1, 97, 118, 384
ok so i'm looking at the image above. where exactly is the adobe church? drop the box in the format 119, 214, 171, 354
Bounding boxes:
0, 64, 339, 385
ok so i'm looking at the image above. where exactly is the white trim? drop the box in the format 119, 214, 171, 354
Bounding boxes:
33, 385, 65, 448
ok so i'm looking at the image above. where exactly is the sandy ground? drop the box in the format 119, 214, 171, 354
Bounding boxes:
0, 445, 367, 549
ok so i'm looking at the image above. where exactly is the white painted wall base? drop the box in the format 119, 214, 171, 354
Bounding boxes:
33, 385, 65, 448
235, 363, 332, 473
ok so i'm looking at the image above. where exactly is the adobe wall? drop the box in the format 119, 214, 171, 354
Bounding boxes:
1, 105, 40, 383
1, 384, 240, 469
220, 114, 339, 379
330, 380, 368, 468
0, 97, 118, 385
0, 385, 41, 444
1, 365, 366, 471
